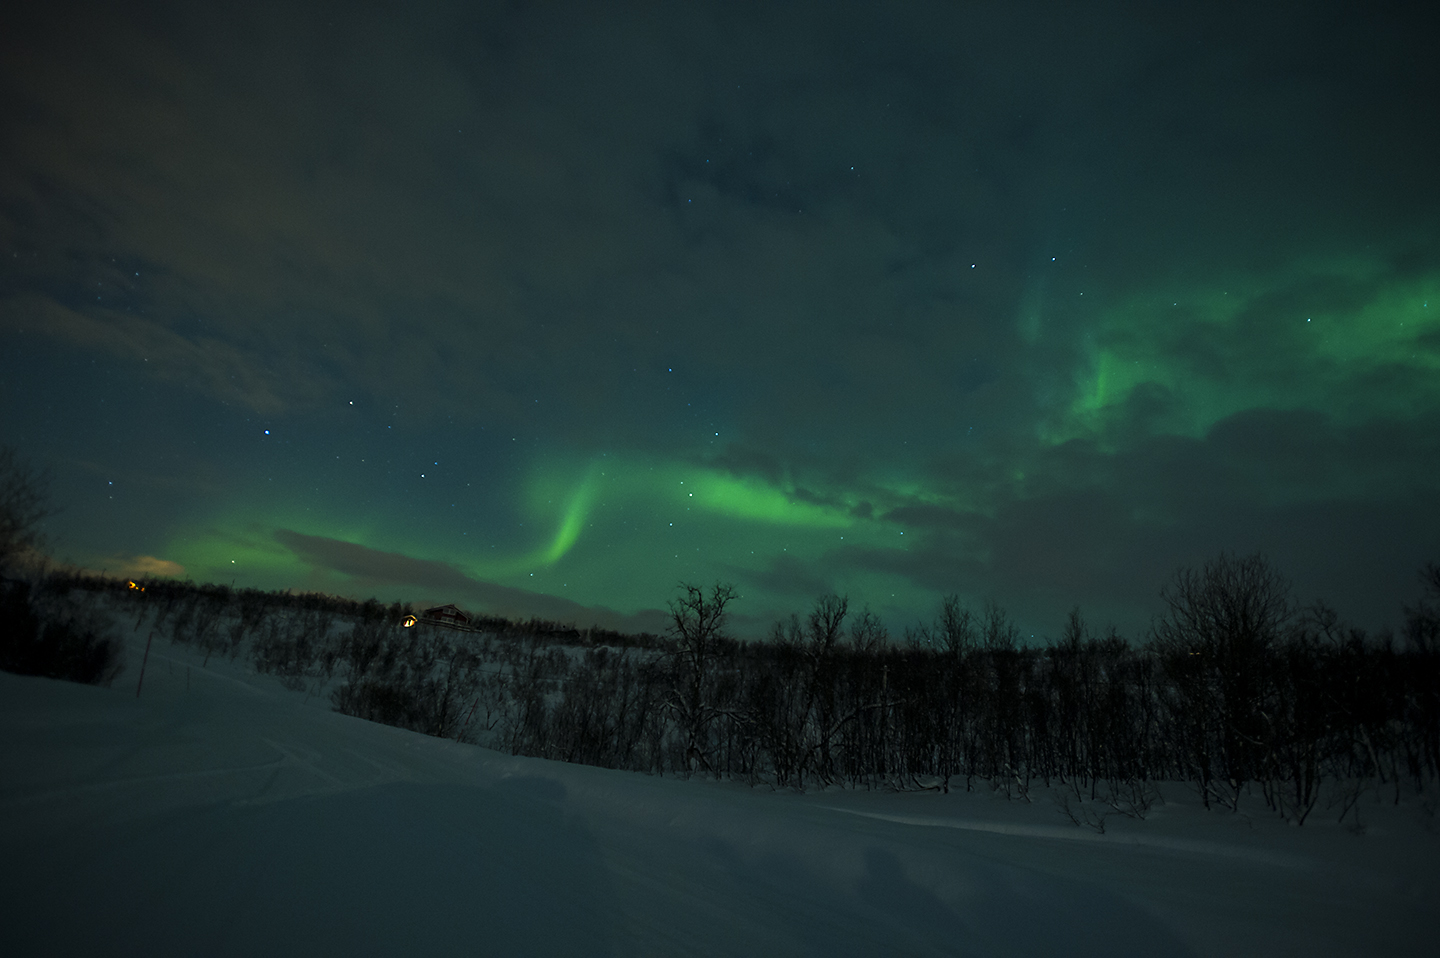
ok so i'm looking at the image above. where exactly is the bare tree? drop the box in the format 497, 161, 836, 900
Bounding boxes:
937, 594, 977, 655
1403, 562, 1440, 796
1404, 561, 1440, 654
0, 447, 54, 571
667, 581, 738, 775
848, 607, 889, 653
806, 593, 849, 657
1153, 551, 1294, 809
980, 598, 1019, 652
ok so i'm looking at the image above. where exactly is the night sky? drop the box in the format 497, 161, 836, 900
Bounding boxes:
2, 0, 1437, 640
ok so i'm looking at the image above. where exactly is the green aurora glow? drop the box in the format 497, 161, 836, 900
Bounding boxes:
3, 0, 1437, 638
1051, 259, 1440, 445
58, 245, 1440, 636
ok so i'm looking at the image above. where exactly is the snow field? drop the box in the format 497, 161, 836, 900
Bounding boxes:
1, 622, 1437, 956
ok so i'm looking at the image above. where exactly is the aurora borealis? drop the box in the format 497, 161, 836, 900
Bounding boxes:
2, 0, 1437, 639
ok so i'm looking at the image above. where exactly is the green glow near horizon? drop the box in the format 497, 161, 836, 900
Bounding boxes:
152, 453, 864, 587
522, 456, 855, 545
134, 253, 1440, 626
685, 469, 852, 529
156, 248, 1440, 608
127, 469, 838, 629
160, 521, 310, 585
534, 464, 597, 565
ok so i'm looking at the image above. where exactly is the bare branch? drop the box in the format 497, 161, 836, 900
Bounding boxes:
0, 446, 55, 570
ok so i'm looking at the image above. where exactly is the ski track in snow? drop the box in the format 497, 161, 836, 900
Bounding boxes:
815, 807, 1316, 867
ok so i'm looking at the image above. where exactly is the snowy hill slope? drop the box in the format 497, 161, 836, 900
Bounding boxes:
2, 634, 1437, 957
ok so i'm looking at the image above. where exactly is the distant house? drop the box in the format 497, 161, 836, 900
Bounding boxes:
419, 603, 472, 630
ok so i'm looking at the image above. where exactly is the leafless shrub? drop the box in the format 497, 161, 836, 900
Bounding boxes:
0, 447, 54, 572
0, 579, 124, 686
1053, 787, 1110, 834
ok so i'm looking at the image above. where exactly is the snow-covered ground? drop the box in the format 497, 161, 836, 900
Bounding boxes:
2, 628, 1436, 957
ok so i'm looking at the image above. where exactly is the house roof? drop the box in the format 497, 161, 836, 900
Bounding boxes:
422, 603, 469, 620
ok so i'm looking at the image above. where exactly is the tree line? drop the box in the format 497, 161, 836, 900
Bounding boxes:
469, 558, 1438, 828
176, 551, 1427, 830
2, 438, 1436, 827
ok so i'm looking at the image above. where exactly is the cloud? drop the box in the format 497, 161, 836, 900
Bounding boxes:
6, 0, 1433, 467
845, 404, 1440, 636
727, 552, 837, 601
0, 294, 303, 413
3, 0, 1437, 644
75, 554, 186, 579
122, 555, 186, 578
273, 529, 669, 634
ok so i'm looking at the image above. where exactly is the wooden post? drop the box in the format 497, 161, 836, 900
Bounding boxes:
135, 630, 155, 698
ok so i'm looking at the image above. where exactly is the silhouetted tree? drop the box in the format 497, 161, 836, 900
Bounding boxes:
0, 578, 123, 685
0, 447, 53, 571
666, 581, 737, 775
1403, 563, 1440, 788
1152, 552, 1294, 809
